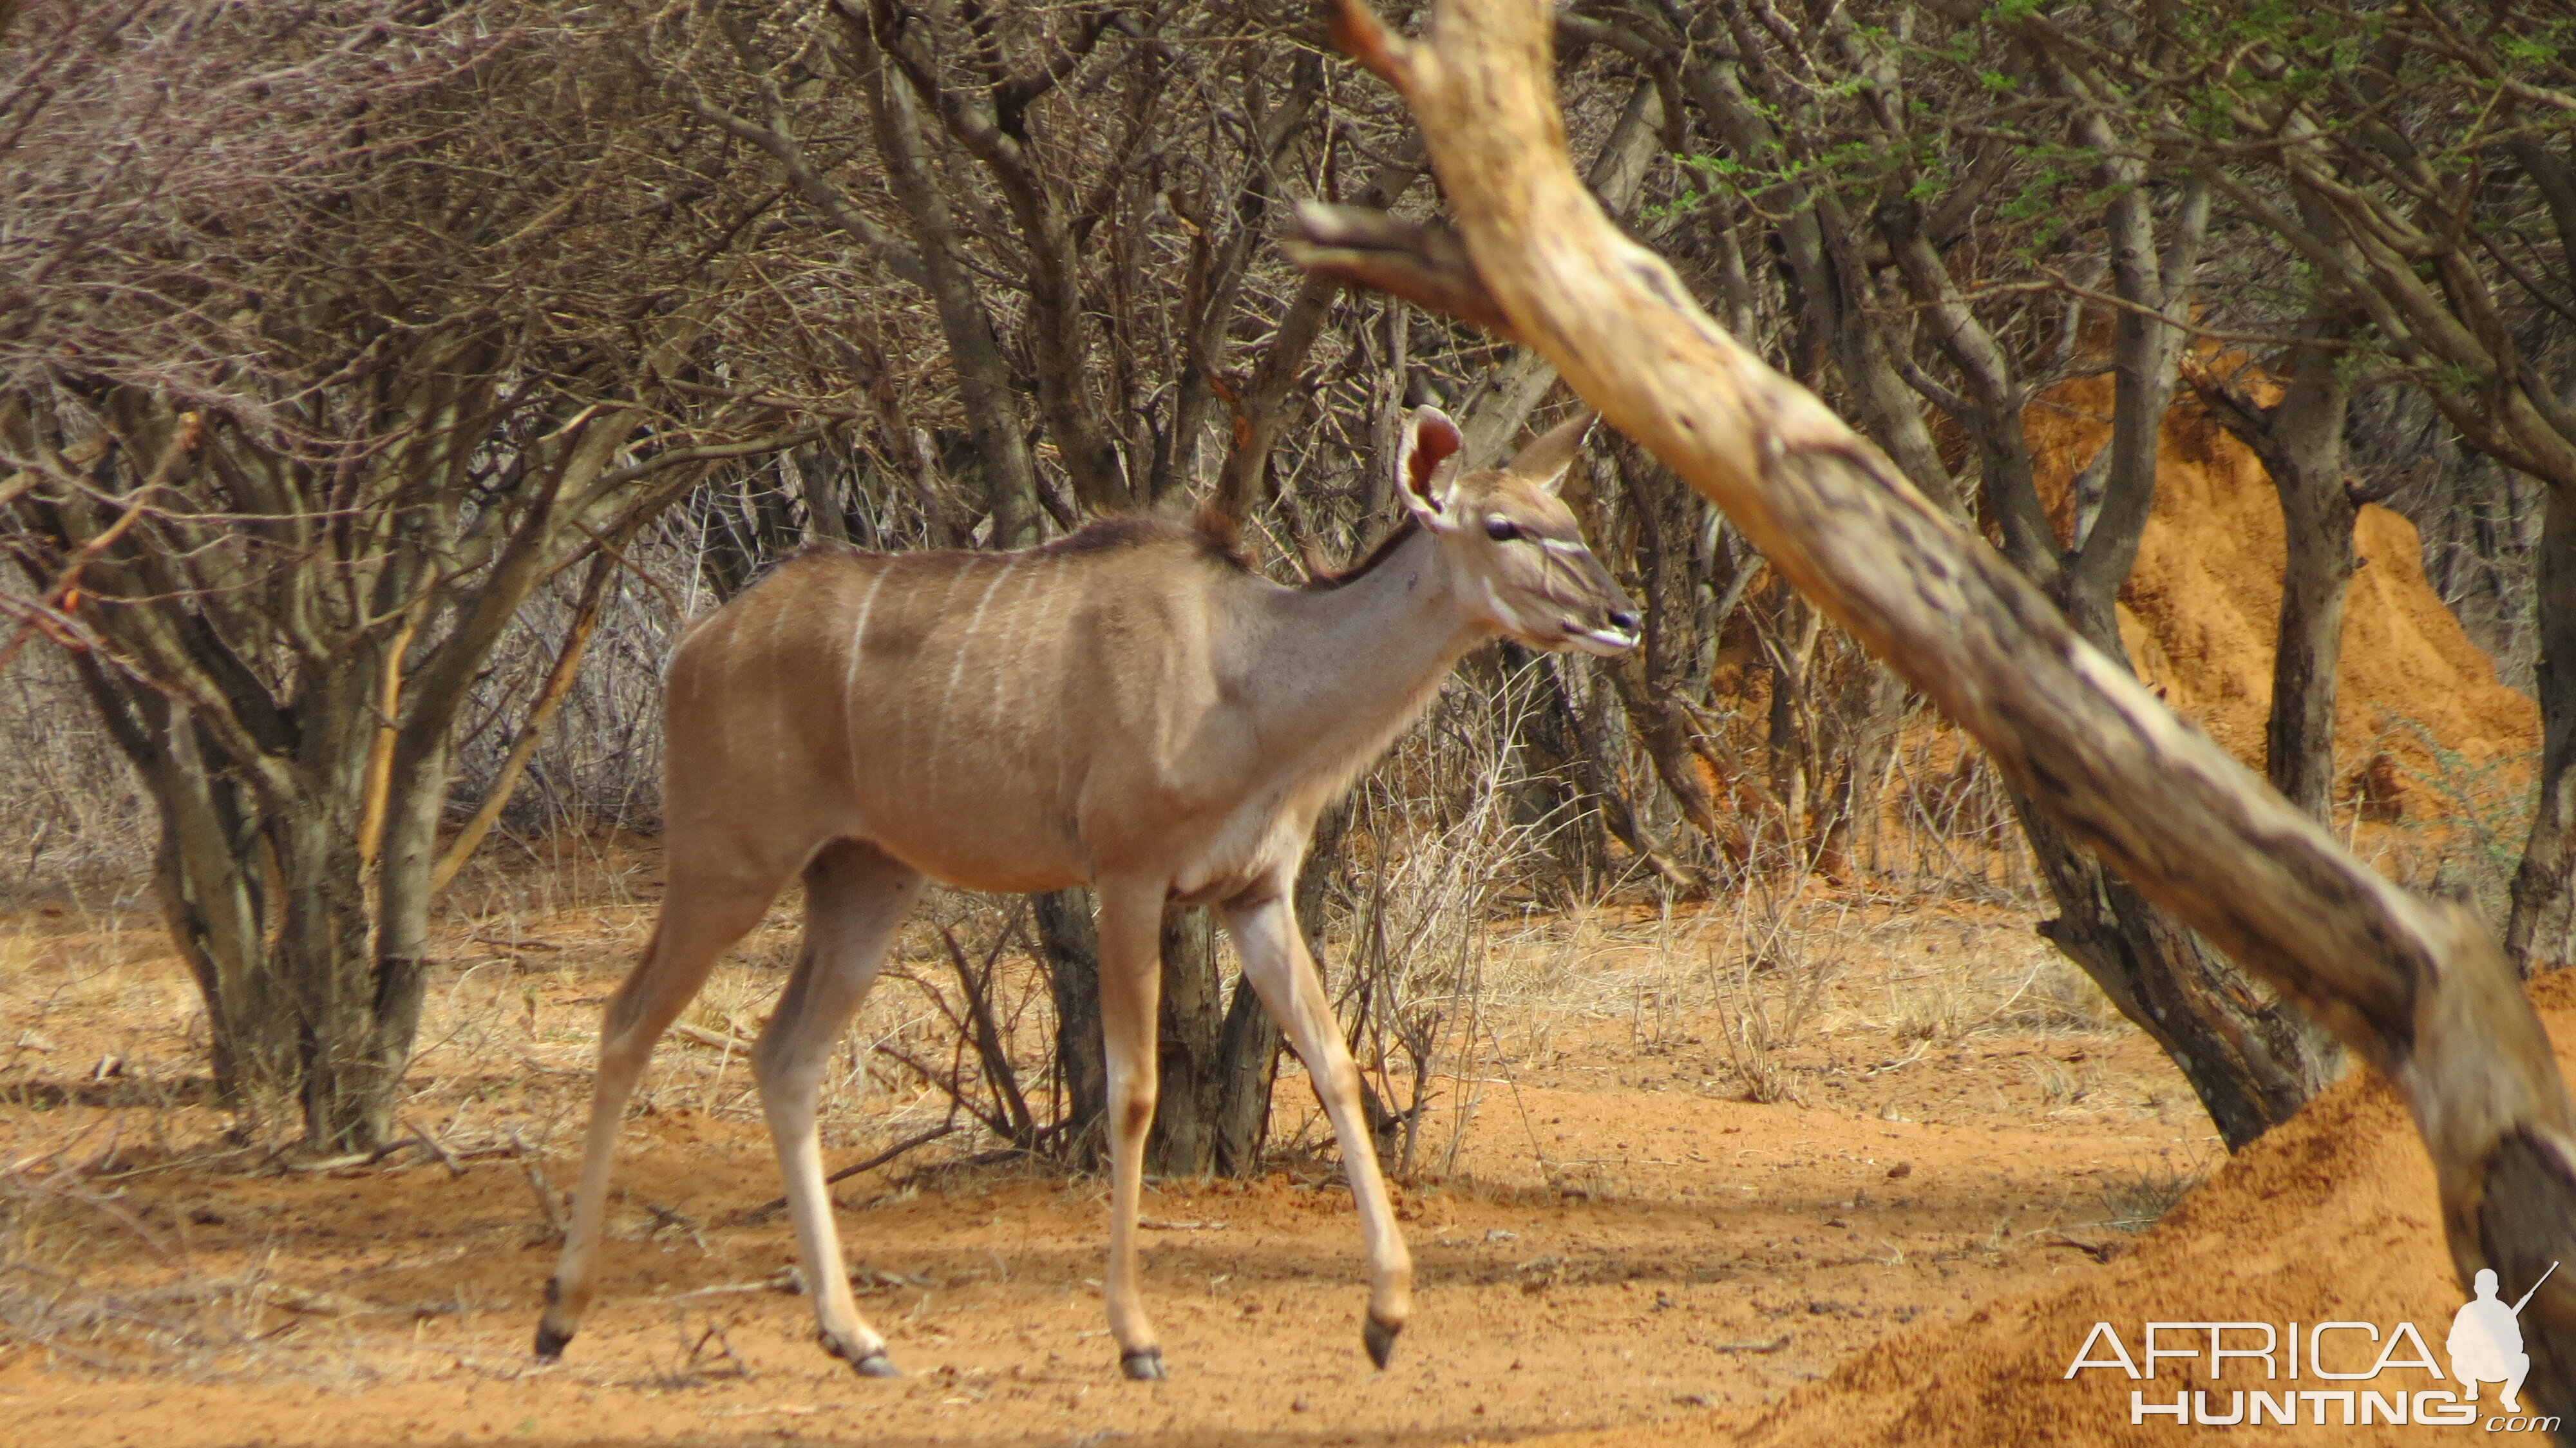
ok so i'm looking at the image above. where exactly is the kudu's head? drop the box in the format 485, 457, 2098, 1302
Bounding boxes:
1394, 406, 1642, 656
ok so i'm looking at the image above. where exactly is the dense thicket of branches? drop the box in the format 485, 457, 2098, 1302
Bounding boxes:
1, 3, 854, 1148
3, 0, 2571, 1163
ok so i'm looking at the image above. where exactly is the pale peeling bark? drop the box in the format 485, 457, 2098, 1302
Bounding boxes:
1293, 0, 2576, 1429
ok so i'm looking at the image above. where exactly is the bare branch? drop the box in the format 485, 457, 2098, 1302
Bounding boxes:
1303, 0, 2576, 1412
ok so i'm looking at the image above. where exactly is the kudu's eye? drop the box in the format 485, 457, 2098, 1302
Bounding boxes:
1483, 519, 1522, 542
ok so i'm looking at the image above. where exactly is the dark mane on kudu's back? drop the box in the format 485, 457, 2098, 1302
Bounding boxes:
769, 511, 1251, 581
1035, 513, 1246, 572
1303, 518, 1423, 592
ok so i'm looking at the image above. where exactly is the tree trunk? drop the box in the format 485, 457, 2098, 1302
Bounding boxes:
2016, 799, 2336, 1147
274, 801, 412, 1152
1208, 976, 1278, 1178
72, 649, 430, 1152
2264, 468, 2357, 823
359, 723, 446, 1153
88, 663, 299, 1125
2510, 484, 2576, 971
2188, 327, 2362, 826
1146, 908, 1226, 1177
1036, 887, 1108, 1169
1036, 884, 1289, 1179
2171, 332, 2366, 1105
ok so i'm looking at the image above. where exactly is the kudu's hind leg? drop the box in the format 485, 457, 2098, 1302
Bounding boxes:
1093, 881, 1170, 1379
535, 854, 789, 1360
752, 840, 925, 1376
1222, 888, 1412, 1367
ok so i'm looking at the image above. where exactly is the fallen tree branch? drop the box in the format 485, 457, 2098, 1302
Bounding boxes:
670, 1022, 753, 1053
742, 1123, 961, 1221
512, 1130, 567, 1241
1297, 0, 2576, 1429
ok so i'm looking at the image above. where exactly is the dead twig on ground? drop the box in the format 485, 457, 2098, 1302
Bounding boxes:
511, 1131, 567, 1241
737, 1123, 963, 1224
670, 1022, 752, 1053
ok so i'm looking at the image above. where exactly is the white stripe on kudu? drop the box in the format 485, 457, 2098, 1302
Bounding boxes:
899, 560, 976, 793
536, 406, 1638, 1388
937, 557, 1022, 776
842, 567, 891, 782
766, 593, 794, 771
1013, 561, 1068, 805
985, 560, 1041, 785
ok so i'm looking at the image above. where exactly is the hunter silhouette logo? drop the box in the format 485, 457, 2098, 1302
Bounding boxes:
2450, 1262, 2556, 1414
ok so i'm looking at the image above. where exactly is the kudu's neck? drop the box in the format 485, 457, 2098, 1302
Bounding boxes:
1245, 527, 1492, 770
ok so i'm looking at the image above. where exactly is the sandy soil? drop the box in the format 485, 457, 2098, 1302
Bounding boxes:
1, 882, 2213, 1448
1627, 969, 2576, 1448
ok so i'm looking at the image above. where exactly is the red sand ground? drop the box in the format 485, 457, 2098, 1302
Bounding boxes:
1687, 971, 2576, 1448
0, 897, 2220, 1448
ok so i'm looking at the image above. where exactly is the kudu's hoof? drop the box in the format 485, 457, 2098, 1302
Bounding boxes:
533, 1322, 572, 1360
1363, 1313, 1403, 1369
824, 1333, 901, 1378
1121, 1348, 1168, 1381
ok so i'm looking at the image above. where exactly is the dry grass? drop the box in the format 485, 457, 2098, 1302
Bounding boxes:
0, 834, 1013, 1383
2093, 1154, 2218, 1233
0, 799, 2158, 1377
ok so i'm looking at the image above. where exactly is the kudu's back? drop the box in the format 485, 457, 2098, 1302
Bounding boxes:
661, 521, 1254, 895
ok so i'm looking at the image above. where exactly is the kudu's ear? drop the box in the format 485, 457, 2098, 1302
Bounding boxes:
1510, 409, 1597, 495
1396, 406, 1466, 530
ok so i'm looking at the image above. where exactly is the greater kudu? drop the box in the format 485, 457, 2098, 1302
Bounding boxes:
533, 406, 1639, 1378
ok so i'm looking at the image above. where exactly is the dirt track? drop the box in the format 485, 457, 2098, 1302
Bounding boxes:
15, 906, 2557, 1448
3, 893, 2219, 1448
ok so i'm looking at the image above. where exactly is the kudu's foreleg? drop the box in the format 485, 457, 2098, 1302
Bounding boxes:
1094, 881, 1170, 1379
752, 841, 925, 1376
1223, 887, 1412, 1367
535, 861, 784, 1360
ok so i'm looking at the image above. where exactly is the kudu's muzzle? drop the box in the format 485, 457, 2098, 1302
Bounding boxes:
1539, 537, 1642, 655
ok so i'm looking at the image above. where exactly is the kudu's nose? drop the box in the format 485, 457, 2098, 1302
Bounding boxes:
1564, 600, 1641, 656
